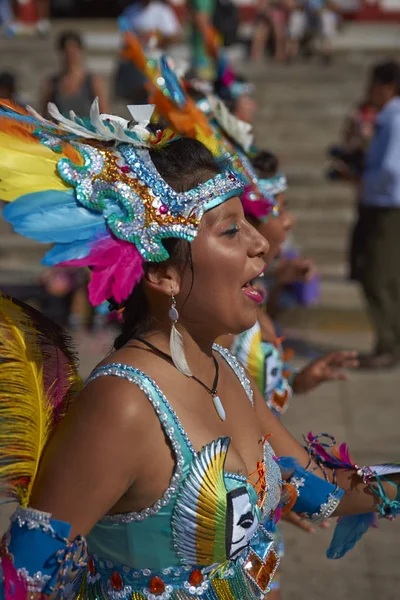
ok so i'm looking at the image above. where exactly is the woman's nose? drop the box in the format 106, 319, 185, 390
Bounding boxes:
250, 225, 269, 261
284, 210, 295, 231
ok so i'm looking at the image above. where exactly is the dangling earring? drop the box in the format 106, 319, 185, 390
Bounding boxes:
169, 291, 192, 377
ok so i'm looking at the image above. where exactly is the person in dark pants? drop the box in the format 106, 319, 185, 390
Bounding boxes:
357, 61, 400, 369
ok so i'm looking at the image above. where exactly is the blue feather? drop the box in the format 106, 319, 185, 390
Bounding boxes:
42, 238, 103, 265
277, 456, 300, 477
327, 513, 376, 559
160, 56, 186, 107
0, 108, 40, 126
3, 190, 107, 243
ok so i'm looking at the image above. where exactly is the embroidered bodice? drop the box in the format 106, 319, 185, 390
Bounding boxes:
74, 344, 283, 600
232, 322, 293, 415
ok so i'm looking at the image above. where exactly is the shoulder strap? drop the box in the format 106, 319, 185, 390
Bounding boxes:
213, 344, 254, 407
87, 362, 195, 459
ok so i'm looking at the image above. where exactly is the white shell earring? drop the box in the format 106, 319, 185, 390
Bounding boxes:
169, 291, 192, 377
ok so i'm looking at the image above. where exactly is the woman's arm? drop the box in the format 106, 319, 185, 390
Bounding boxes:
252, 379, 398, 516
29, 375, 151, 537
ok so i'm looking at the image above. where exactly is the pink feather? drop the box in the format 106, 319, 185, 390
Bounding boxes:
60, 236, 144, 306
2, 556, 28, 600
221, 67, 236, 88
241, 185, 273, 220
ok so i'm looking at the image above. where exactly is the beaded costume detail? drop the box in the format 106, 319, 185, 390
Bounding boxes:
73, 346, 283, 600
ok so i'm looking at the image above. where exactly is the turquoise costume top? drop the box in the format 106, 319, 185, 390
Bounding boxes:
72, 344, 285, 600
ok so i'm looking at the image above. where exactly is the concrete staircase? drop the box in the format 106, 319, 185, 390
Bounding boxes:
0, 22, 397, 318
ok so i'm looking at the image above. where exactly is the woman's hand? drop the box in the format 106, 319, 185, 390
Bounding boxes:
292, 351, 359, 394
283, 511, 332, 533
273, 256, 316, 286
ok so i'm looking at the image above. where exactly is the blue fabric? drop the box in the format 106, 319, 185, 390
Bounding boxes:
362, 97, 400, 208
288, 464, 344, 517
3, 190, 107, 243
7, 515, 72, 593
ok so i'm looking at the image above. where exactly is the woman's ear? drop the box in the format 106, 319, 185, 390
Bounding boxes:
145, 263, 181, 297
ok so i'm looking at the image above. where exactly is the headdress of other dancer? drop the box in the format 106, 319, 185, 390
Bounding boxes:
121, 31, 275, 224
0, 100, 243, 306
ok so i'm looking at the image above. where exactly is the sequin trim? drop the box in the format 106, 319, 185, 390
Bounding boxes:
87, 364, 184, 524
311, 493, 341, 525
213, 344, 254, 407
86, 345, 259, 523
290, 476, 305, 497
16, 568, 52, 593
11, 507, 54, 533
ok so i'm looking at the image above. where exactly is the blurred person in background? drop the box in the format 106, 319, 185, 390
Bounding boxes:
120, 0, 181, 49
0, 0, 15, 33
41, 30, 109, 117
116, 0, 181, 104
35, 0, 51, 35
286, 0, 339, 63
0, 71, 18, 102
250, 0, 289, 63
354, 61, 400, 369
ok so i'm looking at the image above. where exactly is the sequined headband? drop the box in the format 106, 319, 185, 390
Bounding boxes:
259, 174, 287, 197
0, 100, 243, 306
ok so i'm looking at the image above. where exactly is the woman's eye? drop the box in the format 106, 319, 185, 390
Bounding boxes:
223, 225, 240, 237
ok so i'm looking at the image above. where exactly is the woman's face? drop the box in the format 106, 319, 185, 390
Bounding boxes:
255, 193, 294, 262
178, 197, 268, 338
63, 39, 83, 67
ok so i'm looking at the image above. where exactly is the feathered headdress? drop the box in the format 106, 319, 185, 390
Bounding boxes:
0, 98, 243, 305
0, 293, 82, 506
121, 31, 274, 223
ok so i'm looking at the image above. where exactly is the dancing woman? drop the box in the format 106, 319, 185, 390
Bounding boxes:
0, 100, 399, 600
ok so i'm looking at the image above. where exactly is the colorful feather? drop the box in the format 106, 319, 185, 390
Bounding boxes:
327, 513, 377, 559
2, 189, 106, 243
305, 432, 356, 470
0, 294, 81, 505
60, 236, 144, 306
6, 295, 82, 422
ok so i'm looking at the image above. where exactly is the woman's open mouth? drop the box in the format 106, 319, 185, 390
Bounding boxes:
241, 281, 263, 304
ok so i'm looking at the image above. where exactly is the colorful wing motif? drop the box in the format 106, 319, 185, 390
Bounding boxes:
172, 437, 229, 565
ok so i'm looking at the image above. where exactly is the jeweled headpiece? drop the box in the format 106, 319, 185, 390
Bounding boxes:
120, 33, 277, 226
0, 100, 243, 305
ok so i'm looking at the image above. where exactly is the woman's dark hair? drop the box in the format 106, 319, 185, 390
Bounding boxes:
114, 138, 221, 350
371, 60, 400, 95
251, 150, 279, 179
58, 31, 84, 52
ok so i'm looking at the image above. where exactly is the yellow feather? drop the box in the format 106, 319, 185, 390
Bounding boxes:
0, 295, 53, 506
0, 132, 69, 202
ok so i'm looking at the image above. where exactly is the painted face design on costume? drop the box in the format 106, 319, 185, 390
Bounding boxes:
226, 487, 261, 560
263, 345, 282, 400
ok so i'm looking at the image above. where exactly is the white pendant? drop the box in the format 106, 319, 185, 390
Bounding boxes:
212, 395, 226, 421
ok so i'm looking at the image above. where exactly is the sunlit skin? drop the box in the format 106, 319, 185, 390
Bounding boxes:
28, 193, 397, 543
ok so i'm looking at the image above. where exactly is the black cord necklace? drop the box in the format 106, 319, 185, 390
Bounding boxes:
135, 337, 226, 421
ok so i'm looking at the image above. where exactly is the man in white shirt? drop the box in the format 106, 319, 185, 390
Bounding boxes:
122, 0, 181, 49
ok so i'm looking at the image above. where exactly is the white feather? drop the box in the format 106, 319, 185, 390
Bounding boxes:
46, 98, 152, 145
208, 95, 254, 152
170, 323, 193, 377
